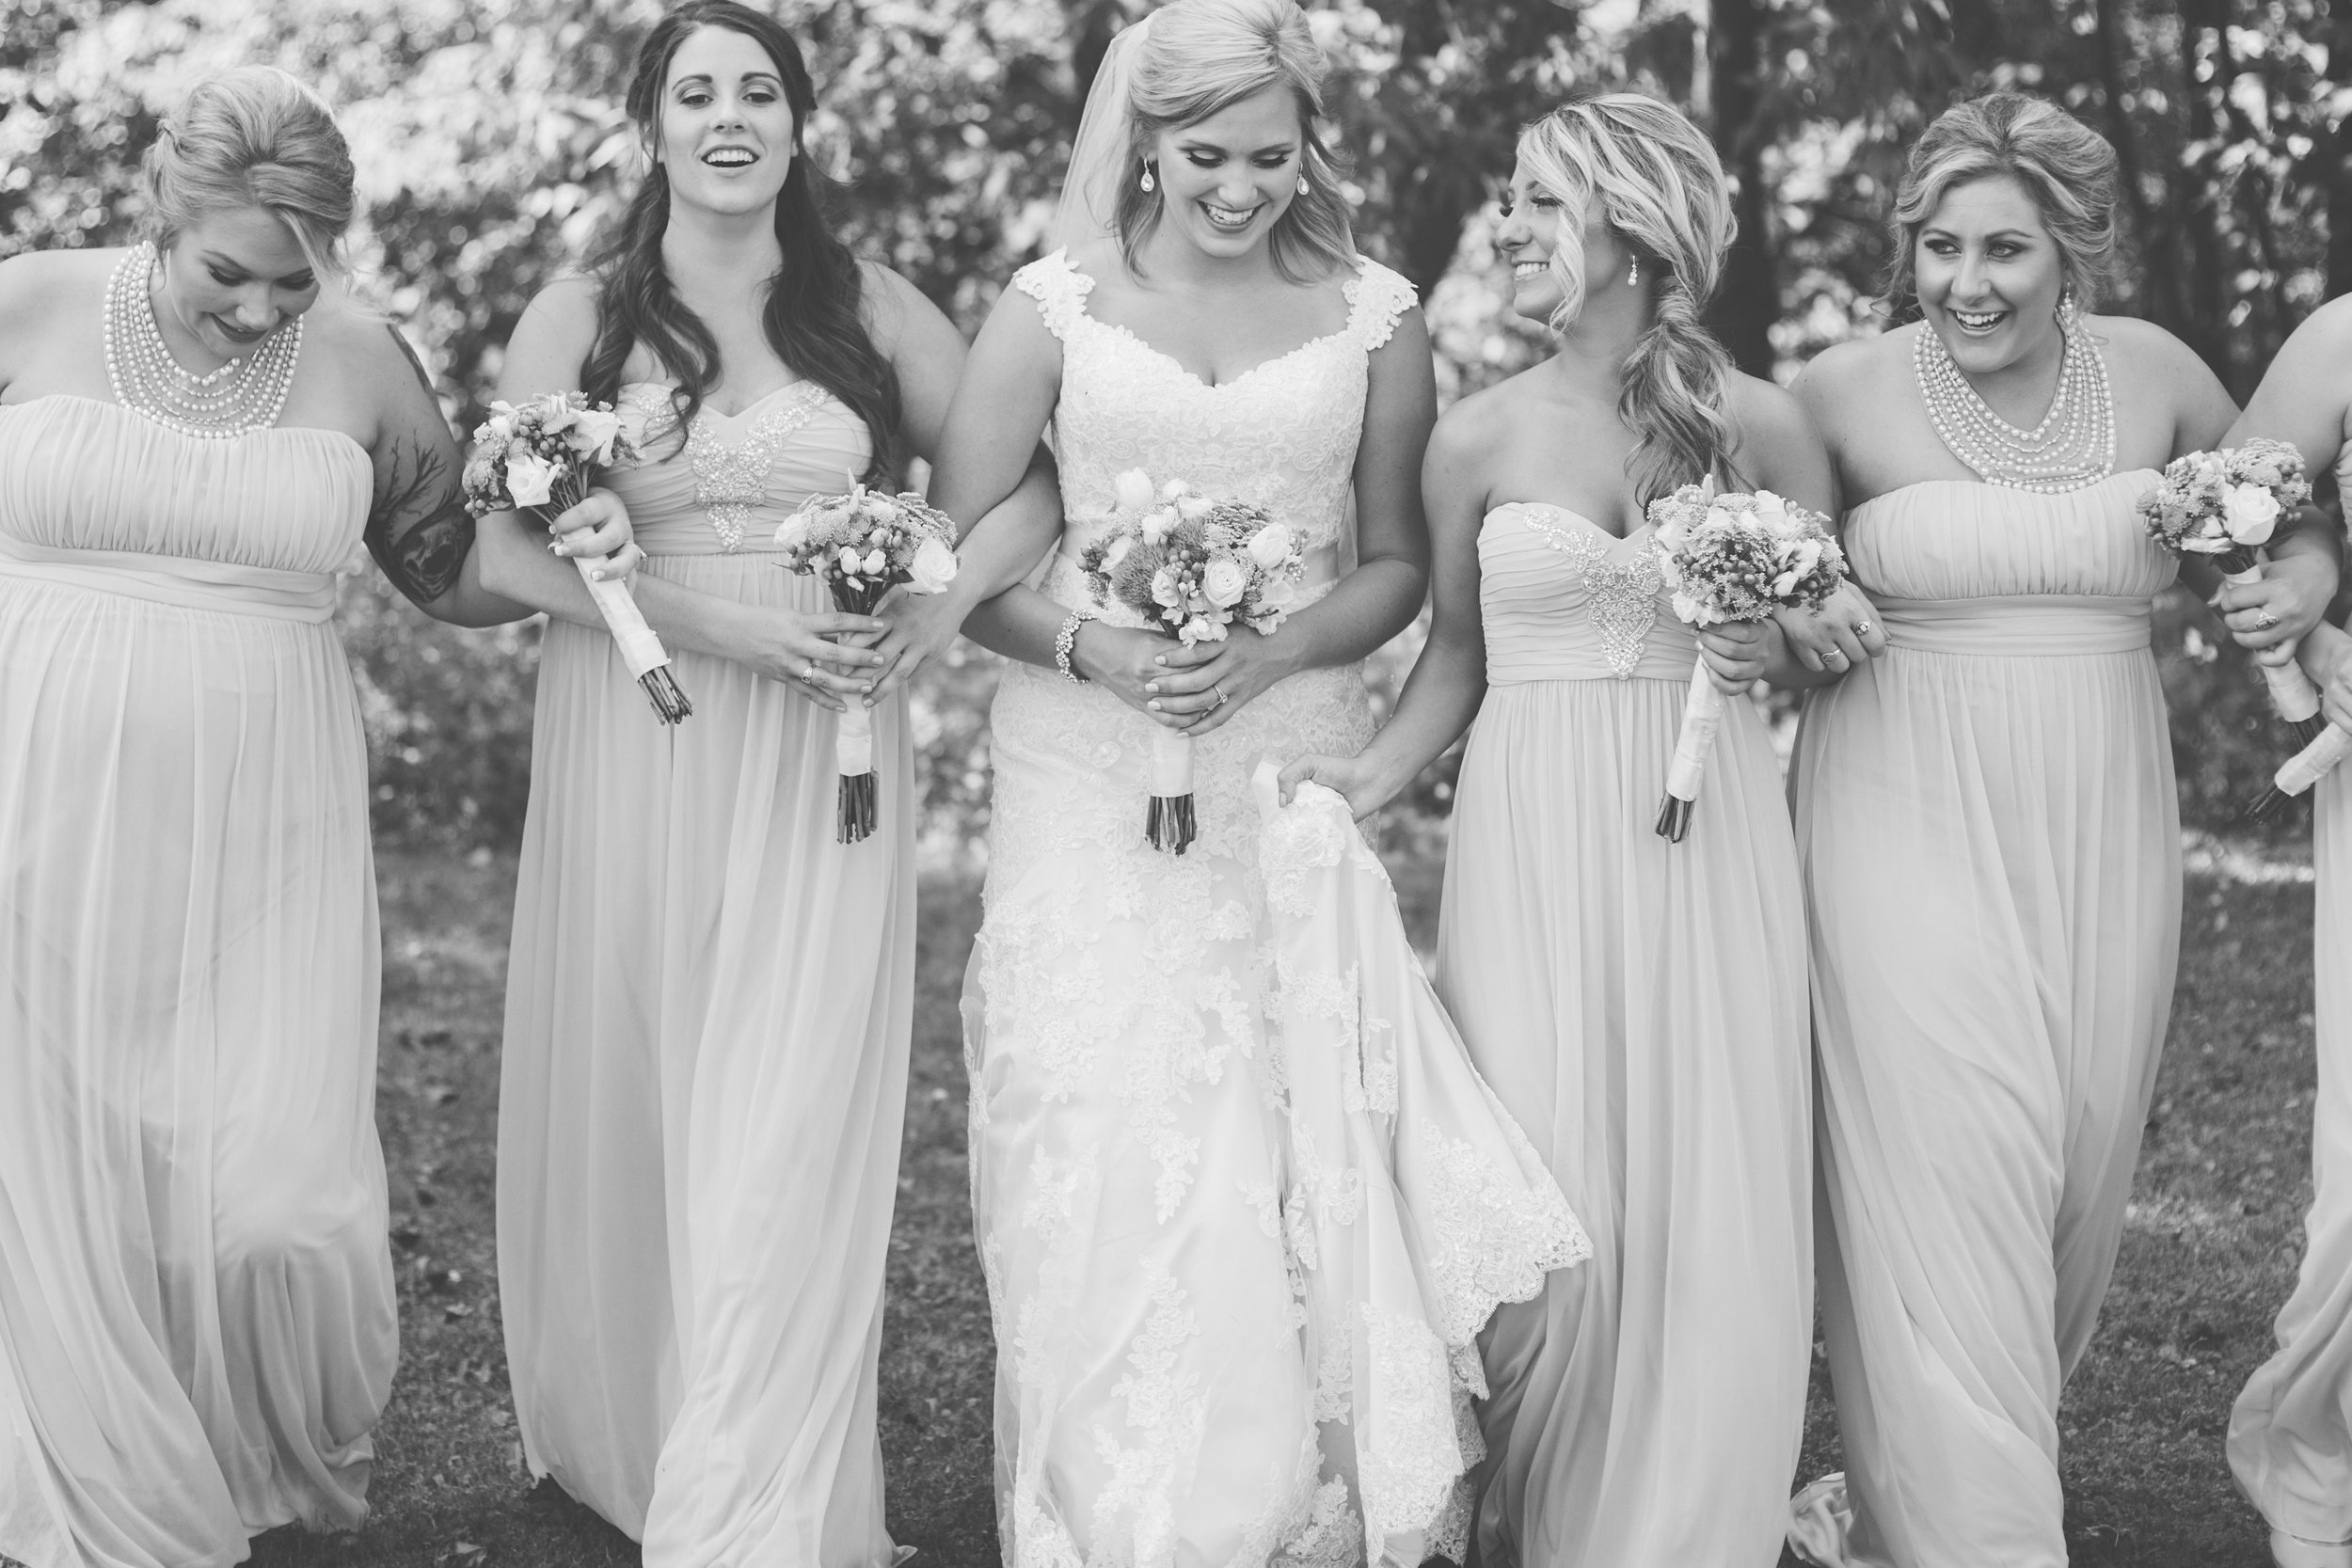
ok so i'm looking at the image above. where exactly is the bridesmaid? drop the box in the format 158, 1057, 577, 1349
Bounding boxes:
1283, 94, 1828, 1566
483, 5, 1050, 1562
1780, 91, 2296, 1568
0, 68, 628, 1568
2220, 294, 2352, 1568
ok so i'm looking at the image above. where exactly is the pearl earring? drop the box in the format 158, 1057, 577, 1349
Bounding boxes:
1627, 257, 1640, 288
1140, 165, 1154, 193
1297, 174, 1310, 196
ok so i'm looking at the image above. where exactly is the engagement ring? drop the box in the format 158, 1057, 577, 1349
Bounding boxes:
1856, 620, 1873, 635
2256, 610, 2280, 631
1212, 684, 1228, 708
802, 661, 818, 681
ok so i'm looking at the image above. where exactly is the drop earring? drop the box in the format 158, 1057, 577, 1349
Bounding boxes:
1140, 164, 1155, 194
1297, 174, 1310, 196
1627, 257, 1641, 288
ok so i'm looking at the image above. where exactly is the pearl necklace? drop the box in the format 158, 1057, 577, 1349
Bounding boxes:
103, 242, 303, 439
1914, 314, 2113, 494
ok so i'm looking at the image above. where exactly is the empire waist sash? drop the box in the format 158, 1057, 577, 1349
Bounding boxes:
0, 533, 341, 623
1874, 593, 2151, 657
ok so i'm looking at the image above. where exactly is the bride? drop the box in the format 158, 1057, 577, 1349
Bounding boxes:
878, 0, 1586, 1561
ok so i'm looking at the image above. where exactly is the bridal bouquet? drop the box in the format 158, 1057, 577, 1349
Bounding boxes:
1649, 481, 1846, 843
774, 480, 961, 843
464, 391, 691, 723
2139, 439, 2322, 749
1079, 468, 1305, 854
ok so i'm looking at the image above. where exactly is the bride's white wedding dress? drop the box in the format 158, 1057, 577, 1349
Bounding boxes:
964, 248, 1587, 1568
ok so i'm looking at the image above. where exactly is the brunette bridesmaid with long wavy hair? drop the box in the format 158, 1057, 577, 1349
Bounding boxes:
484, 6, 1049, 1561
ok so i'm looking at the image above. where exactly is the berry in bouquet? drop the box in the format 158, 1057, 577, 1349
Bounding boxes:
464, 391, 691, 724
1078, 468, 1306, 855
2137, 440, 2323, 777
774, 480, 961, 844
1649, 480, 1846, 843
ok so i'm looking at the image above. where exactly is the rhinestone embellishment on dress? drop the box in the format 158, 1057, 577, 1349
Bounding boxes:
1521, 511, 1661, 679
685, 383, 830, 550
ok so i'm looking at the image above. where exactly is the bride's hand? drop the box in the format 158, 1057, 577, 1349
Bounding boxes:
1276, 751, 1394, 818
1071, 622, 1192, 727
546, 488, 645, 582
715, 601, 889, 713
1144, 625, 1299, 736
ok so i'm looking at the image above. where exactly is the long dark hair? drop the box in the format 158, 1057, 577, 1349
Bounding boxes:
580, 0, 902, 482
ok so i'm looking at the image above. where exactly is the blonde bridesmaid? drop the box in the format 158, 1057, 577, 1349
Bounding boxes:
0, 70, 628, 1568
1285, 95, 1834, 1567
484, 6, 1049, 1562
1780, 92, 2304, 1568
2218, 294, 2352, 1568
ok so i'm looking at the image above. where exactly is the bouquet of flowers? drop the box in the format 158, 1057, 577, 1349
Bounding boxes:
1648, 481, 1847, 843
1078, 467, 1305, 854
2139, 438, 2322, 750
773, 479, 961, 843
464, 391, 691, 724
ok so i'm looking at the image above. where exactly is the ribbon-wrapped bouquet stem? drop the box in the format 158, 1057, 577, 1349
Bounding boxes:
463, 391, 691, 724
774, 480, 961, 844
2137, 439, 2323, 791
1649, 481, 1848, 843
1078, 468, 1305, 855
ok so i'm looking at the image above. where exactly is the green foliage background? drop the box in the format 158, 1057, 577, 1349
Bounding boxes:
4, 0, 2344, 849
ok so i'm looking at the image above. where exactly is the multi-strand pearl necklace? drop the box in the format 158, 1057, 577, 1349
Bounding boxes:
1915, 313, 2113, 493
103, 242, 303, 439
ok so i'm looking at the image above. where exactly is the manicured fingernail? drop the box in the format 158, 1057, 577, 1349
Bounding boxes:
1154, 656, 1168, 666
1145, 682, 1160, 693
1148, 700, 1162, 710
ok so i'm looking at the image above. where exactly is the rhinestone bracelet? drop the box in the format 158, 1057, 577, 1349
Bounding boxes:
1055, 609, 1098, 683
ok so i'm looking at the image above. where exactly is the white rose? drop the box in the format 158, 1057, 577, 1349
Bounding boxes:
1246, 524, 1295, 569
837, 545, 864, 575
568, 407, 623, 465
2222, 483, 2282, 546
1672, 589, 1721, 626
1202, 555, 1249, 608
1175, 494, 1213, 522
908, 536, 960, 594
506, 451, 557, 508
1143, 507, 1175, 544
1152, 564, 1184, 607
1114, 468, 1156, 514
1751, 490, 1788, 524
863, 547, 889, 576
773, 512, 813, 553
1181, 615, 1228, 644
1159, 478, 1191, 502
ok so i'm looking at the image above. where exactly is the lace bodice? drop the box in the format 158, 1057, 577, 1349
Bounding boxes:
1477, 503, 1696, 684
1015, 247, 1419, 619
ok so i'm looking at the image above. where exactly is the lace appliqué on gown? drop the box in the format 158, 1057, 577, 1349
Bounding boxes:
1517, 509, 1662, 680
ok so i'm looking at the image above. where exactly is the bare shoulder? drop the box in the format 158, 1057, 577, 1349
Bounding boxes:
2274, 295, 2352, 372
1790, 328, 1904, 410
1724, 370, 1809, 444
2090, 311, 2207, 380
857, 260, 952, 349
513, 273, 603, 346
1429, 372, 1532, 466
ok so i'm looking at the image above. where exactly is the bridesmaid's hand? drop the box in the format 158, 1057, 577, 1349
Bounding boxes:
1772, 580, 1886, 677
1695, 620, 1770, 695
2213, 550, 2335, 654
1070, 622, 1190, 727
1277, 751, 1395, 818
864, 581, 976, 705
717, 601, 888, 713
1144, 625, 1302, 737
547, 488, 645, 582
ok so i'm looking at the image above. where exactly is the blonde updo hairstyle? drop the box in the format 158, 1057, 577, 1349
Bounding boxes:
1113, 0, 1355, 283
1517, 93, 1742, 506
142, 66, 356, 275
1885, 90, 2119, 318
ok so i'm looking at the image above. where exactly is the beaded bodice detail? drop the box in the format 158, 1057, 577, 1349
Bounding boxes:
1478, 504, 1695, 685
608, 380, 869, 558
1014, 247, 1420, 618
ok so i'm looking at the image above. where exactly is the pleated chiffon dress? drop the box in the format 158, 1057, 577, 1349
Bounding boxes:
495, 382, 914, 1568
2232, 441, 2352, 1559
1435, 502, 1814, 1568
0, 396, 396, 1568
1789, 470, 2179, 1568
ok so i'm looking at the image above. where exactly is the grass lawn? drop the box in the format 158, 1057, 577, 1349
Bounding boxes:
241, 835, 2320, 1568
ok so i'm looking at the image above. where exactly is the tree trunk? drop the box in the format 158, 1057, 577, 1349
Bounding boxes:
2330, 0, 2352, 299
2092, 0, 2184, 333
2176, 0, 2233, 378
1708, 0, 1776, 376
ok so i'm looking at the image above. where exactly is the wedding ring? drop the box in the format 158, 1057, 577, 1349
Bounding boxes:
801, 661, 818, 681
1825, 648, 1850, 666
1855, 620, 1873, 635
2257, 610, 2280, 631
1212, 683, 1228, 708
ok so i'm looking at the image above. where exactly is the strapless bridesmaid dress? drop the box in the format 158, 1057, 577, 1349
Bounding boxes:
1436, 502, 1813, 1568
495, 383, 914, 1567
0, 395, 396, 1568
2232, 439, 2352, 1563
1788, 470, 2179, 1568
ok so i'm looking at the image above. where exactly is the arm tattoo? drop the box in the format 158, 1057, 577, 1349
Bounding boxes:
366, 325, 476, 607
